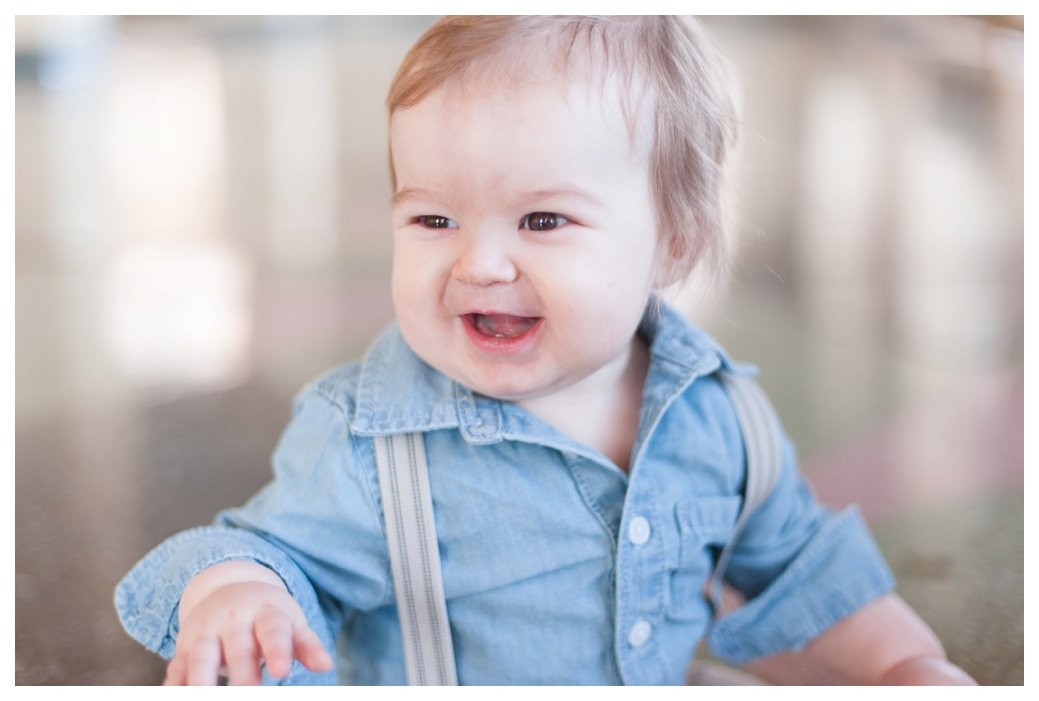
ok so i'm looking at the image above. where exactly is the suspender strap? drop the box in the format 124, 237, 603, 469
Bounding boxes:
374, 371, 782, 684
373, 433, 458, 686
709, 372, 784, 616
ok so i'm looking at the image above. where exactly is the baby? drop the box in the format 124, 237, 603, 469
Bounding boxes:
115, 16, 974, 685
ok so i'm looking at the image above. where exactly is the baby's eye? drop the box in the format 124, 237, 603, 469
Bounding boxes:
416, 215, 457, 229
520, 212, 569, 231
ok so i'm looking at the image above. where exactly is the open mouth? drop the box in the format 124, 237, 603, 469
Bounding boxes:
464, 313, 541, 339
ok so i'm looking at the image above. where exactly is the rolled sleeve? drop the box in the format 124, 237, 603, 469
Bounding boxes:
707, 505, 895, 664
113, 526, 339, 685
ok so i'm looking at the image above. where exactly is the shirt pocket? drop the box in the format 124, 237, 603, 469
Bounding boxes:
667, 496, 742, 621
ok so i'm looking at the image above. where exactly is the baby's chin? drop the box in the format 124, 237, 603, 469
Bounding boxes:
448, 372, 556, 403
419, 357, 562, 402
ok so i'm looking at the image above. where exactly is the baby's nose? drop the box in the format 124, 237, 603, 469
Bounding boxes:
451, 231, 519, 286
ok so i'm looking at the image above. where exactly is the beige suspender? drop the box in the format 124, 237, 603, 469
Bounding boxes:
374, 372, 782, 685
710, 373, 783, 616
373, 432, 458, 685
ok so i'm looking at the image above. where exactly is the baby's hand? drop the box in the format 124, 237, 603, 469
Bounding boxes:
164, 561, 334, 685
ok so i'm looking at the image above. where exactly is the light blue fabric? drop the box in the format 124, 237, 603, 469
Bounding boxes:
114, 301, 895, 685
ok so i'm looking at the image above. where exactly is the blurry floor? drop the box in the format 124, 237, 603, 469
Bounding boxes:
16, 383, 292, 685
874, 489, 1023, 686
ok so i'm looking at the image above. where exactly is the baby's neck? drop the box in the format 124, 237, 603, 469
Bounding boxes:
517, 335, 650, 473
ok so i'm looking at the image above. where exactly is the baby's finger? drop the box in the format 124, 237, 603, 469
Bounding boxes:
292, 620, 334, 672
163, 654, 188, 686
185, 635, 222, 686
222, 624, 263, 685
254, 608, 294, 679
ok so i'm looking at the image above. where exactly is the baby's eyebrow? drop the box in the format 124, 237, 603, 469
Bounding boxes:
391, 187, 439, 208
521, 185, 604, 208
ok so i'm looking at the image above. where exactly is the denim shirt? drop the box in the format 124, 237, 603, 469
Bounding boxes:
114, 302, 894, 685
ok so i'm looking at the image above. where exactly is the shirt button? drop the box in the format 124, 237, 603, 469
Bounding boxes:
628, 619, 652, 647
627, 516, 651, 545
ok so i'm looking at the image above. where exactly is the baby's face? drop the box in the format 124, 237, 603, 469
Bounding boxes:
389, 70, 658, 402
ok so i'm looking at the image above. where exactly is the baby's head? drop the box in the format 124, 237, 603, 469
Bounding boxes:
384, 16, 738, 403
388, 16, 738, 286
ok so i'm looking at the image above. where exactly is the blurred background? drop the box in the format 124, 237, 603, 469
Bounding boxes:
14, 15, 1023, 685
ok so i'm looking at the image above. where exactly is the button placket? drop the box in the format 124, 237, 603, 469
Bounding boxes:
615, 472, 670, 683
622, 516, 654, 655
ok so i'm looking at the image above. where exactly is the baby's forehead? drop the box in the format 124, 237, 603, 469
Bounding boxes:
410, 51, 651, 154
460, 36, 633, 96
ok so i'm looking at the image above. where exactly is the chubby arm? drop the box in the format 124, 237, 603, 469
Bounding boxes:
743, 593, 975, 685
164, 560, 334, 686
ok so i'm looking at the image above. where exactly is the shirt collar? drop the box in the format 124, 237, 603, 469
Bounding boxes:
349, 297, 736, 440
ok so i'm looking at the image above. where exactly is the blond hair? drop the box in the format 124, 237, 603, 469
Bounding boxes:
387, 16, 738, 286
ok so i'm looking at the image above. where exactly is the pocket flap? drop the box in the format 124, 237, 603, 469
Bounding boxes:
675, 496, 742, 545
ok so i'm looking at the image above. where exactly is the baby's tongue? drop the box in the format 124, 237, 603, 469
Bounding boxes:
472, 313, 538, 339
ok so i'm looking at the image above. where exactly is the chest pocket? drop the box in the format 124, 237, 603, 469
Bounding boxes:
668, 496, 742, 621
